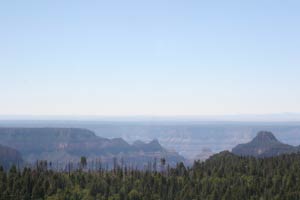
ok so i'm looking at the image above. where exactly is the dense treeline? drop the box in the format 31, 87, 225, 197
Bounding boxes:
1, 151, 300, 200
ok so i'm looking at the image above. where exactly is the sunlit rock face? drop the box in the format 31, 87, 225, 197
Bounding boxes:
232, 131, 299, 158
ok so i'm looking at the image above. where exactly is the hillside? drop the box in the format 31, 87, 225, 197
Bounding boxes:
2, 150, 300, 199
232, 131, 299, 157
0, 144, 23, 170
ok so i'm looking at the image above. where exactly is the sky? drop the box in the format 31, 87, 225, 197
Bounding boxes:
0, 0, 300, 116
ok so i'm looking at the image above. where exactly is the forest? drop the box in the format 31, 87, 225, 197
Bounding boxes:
1, 151, 300, 200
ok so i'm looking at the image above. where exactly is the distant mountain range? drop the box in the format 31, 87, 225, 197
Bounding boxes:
2, 120, 300, 159
0, 128, 184, 168
1, 127, 300, 170
232, 131, 300, 157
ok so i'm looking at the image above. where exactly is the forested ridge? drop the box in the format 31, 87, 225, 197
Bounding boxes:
1, 151, 300, 200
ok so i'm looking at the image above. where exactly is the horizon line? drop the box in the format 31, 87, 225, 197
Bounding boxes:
1, 113, 300, 122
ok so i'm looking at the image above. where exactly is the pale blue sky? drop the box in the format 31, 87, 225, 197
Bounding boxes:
0, 0, 300, 116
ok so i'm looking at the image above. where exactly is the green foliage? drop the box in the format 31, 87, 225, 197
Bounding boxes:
80, 156, 87, 169
1, 152, 300, 199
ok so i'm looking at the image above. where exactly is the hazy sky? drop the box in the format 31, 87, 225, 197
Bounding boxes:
0, 0, 300, 116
